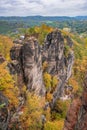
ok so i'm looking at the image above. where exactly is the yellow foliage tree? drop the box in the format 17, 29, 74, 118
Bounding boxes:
19, 92, 45, 130
51, 76, 58, 91
44, 120, 64, 130
43, 72, 52, 90
46, 92, 53, 102
0, 35, 13, 61
0, 62, 19, 107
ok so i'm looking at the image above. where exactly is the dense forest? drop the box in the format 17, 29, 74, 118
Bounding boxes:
0, 16, 87, 35
0, 17, 87, 130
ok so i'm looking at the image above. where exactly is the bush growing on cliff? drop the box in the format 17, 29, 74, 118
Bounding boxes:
51, 76, 58, 91
43, 72, 58, 102
51, 100, 70, 121
19, 24, 53, 45
43, 72, 52, 90
19, 92, 45, 130
44, 120, 64, 130
43, 72, 58, 91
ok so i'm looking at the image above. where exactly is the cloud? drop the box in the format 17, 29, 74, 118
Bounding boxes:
0, 0, 87, 16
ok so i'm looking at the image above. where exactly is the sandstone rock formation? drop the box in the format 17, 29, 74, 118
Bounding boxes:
9, 30, 74, 106
0, 29, 87, 130
42, 29, 74, 108
9, 37, 46, 96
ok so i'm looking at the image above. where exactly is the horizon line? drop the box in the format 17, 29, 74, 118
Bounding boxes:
0, 15, 87, 17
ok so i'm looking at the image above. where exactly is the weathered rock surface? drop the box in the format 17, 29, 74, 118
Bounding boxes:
9, 30, 74, 101
42, 29, 74, 107
9, 37, 45, 96
21, 37, 45, 96
0, 30, 77, 129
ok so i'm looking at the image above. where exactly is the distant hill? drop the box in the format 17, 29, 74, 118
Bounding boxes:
0, 16, 87, 21
0, 16, 87, 34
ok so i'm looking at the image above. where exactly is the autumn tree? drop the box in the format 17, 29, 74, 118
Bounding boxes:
0, 35, 13, 61
0, 62, 19, 107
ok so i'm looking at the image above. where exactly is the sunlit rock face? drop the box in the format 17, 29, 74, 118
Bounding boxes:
21, 37, 45, 96
9, 36, 45, 96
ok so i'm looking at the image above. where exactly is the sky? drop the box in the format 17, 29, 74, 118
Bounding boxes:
0, 0, 87, 16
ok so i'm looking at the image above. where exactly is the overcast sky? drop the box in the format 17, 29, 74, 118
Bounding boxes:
0, 0, 87, 16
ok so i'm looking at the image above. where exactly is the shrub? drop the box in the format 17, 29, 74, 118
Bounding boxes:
19, 92, 45, 129
44, 120, 64, 130
43, 72, 52, 90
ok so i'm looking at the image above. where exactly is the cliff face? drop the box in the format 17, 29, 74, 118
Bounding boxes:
9, 37, 45, 96
21, 37, 45, 96
9, 30, 74, 102
42, 29, 74, 107
9, 30, 75, 101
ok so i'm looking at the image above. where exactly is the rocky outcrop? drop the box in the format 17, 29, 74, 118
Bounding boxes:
9, 30, 74, 101
21, 37, 45, 96
65, 36, 73, 48
42, 29, 74, 108
9, 37, 45, 96
0, 29, 76, 129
